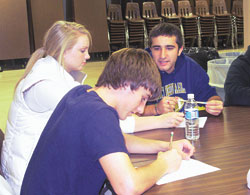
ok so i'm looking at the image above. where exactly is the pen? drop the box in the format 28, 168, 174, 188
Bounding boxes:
169, 131, 174, 150
196, 101, 207, 105
178, 99, 207, 105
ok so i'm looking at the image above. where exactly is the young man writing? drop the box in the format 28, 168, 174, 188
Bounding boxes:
143, 23, 223, 116
21, 48, 194, 195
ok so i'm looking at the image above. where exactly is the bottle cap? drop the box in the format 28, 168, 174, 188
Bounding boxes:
187, 94, 194, 99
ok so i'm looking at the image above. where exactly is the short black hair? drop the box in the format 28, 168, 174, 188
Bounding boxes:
149, 23, 183, 49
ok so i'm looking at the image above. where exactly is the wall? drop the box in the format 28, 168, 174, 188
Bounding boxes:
0, 0, 30, 60
29, 0, 64, 50
74, 0, 109, 53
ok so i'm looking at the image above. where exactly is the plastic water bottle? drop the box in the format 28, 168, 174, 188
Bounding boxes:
247, 168, 250, 189
184, 94, 200, 140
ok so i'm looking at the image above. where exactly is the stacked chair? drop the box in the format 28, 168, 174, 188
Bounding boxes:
195, 0, 217, 48
142, 2, 162, 36
125, 2, 147, 48
231, 0, 243, 48
212, 0, 235, 49
161, 0, 184, 35
107, 4, 128, 53
178, 0, 201, 47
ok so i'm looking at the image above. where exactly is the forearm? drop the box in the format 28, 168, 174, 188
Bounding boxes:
101, 153, 169, 195
131, 156, 169, 194
134, 115, 169, 132
123, 133, 168, 154
142, 104, 157, 116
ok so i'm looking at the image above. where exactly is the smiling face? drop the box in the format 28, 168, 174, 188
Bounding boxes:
151, 35, 183, 74
63, 35, 90, 73
116, 86, 151, 120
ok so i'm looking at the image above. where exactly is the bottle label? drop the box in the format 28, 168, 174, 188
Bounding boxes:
185, 109, 199, 120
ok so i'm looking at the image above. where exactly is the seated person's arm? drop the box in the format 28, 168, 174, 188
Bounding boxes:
120, 113, 184, 133
134, 112, 184, 132
100, 151, 180, 195
123, 134, 194, 159
206, 96, 223, 116
100, 135, 194, 194
24, 80, 71, 112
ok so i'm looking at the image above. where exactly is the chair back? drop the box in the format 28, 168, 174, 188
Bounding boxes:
125, 2, 142, 20
161, 0, 177, 17
142, 2, 159, 18
178, 1, 194, 17
212, 0, 228, 15
107, 4, 123, 21
231, 0, 243, 17
196, 0, 210, 16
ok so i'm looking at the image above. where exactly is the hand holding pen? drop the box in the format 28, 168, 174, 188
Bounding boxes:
168, 133, 195, 160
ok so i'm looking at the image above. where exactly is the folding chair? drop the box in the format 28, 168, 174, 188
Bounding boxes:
142, 2, 162, 35
161, 0, 185, 44
178, 0, 201, 47
195, 0, 217, 48
231, 0, 243, 48
107, 4, 128, 53
125, 2, 147, 48
212, 0, 235, 49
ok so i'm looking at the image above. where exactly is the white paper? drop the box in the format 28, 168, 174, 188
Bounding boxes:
177, 117, 207, 128
156, 159, 220, 185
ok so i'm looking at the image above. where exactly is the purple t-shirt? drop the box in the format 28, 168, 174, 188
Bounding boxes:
21, 85, 128, 195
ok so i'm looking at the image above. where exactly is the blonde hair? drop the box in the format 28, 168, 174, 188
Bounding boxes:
16, 20, 92, 88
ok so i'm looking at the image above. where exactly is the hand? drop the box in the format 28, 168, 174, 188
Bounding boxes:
171, 139, 195, 160
158, 112, 184, 128
157, 97, 178, 114
157, 149, 182, 174
205, 100, 223, 116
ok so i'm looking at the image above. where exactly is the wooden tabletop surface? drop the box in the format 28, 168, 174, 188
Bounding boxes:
131, 106, 250, 195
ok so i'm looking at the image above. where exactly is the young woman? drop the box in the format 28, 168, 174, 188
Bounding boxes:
1, 20, 92, 194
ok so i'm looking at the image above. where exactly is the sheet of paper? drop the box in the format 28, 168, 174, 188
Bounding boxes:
177, 117, 207, 128
156, 159, 220, 185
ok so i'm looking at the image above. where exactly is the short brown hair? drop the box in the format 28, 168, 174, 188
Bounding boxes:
96, 48, 161, 100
